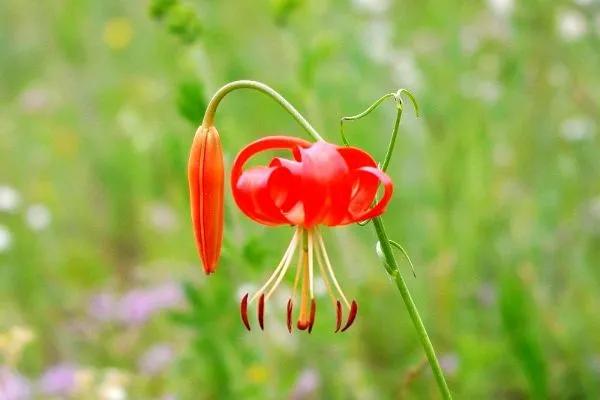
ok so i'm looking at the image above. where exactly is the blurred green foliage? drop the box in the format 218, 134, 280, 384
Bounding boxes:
1, 0, 600, 398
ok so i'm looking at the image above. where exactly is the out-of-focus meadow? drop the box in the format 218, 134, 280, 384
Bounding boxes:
1, 0, 600, 398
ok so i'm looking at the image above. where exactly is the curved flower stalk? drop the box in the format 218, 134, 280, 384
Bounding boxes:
187, 80, 452, 399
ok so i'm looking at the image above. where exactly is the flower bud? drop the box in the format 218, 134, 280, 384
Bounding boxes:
188, 125, 223, 274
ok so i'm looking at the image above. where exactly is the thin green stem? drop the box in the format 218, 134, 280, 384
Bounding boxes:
380, 107, 402, 172
340, 92, 395, 145
389, 239, 416, 278
202, 80, 324, 142
372, 217, 452, 399
341, 89, 449, 398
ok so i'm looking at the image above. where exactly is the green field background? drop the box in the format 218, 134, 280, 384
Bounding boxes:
1, 0, 600, 398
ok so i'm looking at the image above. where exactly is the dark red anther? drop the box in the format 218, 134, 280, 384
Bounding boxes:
297, 320, 309, 330
258, 293, 265, 330
335, 300, 342, 333
286, 299, 293, 333
340, 300, 358, 332
308, 299, 316, 333
240, 294, 251, 331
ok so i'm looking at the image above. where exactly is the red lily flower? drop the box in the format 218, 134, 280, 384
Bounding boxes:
231, 136, 393, 332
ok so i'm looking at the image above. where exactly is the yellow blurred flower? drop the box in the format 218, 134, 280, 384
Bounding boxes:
246, 364, 268, 383
0, 326, 35, 365
73, 368, 95, 394
54, 129, 80, 157
103, 18, 133, 50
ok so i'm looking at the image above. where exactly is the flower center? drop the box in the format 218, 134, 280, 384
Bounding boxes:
240, 226, 358, 333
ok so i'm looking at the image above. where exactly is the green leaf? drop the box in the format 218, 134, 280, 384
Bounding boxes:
499, 273, 548, 399
176, 79, 206, 124
166, 4, 202, 44
149, 0, 178, 20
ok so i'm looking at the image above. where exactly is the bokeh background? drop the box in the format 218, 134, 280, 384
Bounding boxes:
1, 0, 600, 398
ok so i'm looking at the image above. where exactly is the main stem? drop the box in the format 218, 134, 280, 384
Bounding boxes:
372, 217, 452, 399
202, 80, 324, 142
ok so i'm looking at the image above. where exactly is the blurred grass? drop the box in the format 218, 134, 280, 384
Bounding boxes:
1, 0, 600, 398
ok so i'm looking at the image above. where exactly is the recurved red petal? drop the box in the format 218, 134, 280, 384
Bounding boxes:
294, 141, 350, 228
336, 146, 378, 169
234, 166, 290, 225
345, 166, 393, 223
231, 136, 311, 226
188, 125, 224, 274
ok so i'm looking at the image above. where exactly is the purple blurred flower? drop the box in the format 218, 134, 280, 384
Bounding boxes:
138, 344, 174, 376
38, 364, 77, 397
0, 367, 31, 400
290, 369, 320, 400
439, 353, 460, 376
88, 283, 183, 327
117, 283, 183, 326
88, 292, 117, 322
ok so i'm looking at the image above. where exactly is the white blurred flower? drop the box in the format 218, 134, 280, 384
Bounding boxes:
361, 19, 392, 63
19, 87, 50, 113
352, 0, 390, 14
460, 75, 502, 103
97, 369, 128, 400
487, 0, 514, 17
116, 107, 155, 152
0, 225, 12, 253
148, 202, 178, 233
557, 10, 588, 41
99, 385, 126, 400
0, 186, 20, 213
560, 116, 595, 141
25, 204, 51, 231
390, 50, 423, 91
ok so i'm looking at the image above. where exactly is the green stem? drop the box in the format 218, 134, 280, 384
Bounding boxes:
202, 80, 324, 142
380, 106, 402, 172
340, 92, 395, 145
372, 217, 452, 399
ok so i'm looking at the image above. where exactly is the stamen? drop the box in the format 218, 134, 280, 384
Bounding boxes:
315, 229, 350, 308
249, 227, 300, 304
314, 238, 340, 306
341, 300, 358, 332
240, 294, 251, 331
265, 239, 298, 301
308, 230, 315, 299
286, 299, 293, 333
335, 300, 342, 333
258, 294, 265, 330
308, 299, 316, 333
297, 243, 310, 331
291, 232, 304, 299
